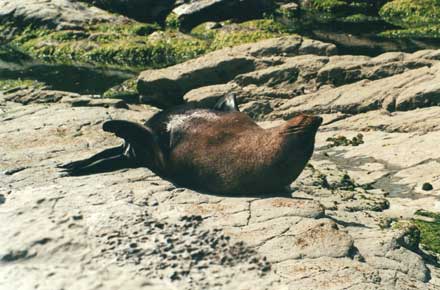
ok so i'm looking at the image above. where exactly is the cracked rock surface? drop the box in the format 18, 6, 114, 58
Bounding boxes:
2, 36, 440, 290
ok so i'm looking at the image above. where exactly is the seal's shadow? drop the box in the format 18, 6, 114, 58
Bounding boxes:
190, 186, 313, 200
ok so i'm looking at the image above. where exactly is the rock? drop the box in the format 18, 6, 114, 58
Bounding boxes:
271, 62, 440, 118
1, 88, 439, 289
249, 198, 325, 223
183, 83, 237, 108
422, 183, 434, 191
0, 0, 128, 30
138, 35, 336, 107
180, 48, 440, 114
258, 219, 354, 262
138, 51, 256, 107
2, 87, 129, 109
3, 29, 440, 289
79, 0, 175, 23
173, 0, 275, 31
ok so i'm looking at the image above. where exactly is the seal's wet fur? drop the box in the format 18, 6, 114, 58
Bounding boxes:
59, 95, 322, 194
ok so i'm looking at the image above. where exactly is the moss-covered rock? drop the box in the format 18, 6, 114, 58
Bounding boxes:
4, 19, 289, 70
413, 210, 440, 255
379, 0, 440, 38
6, 22, 209, 69
0, 44, 31, 62
300, 0, 386, 22
192, 19, 288, 50
103, 78, 139, 102
379, 0, 440, 28
0, 79, 45, 92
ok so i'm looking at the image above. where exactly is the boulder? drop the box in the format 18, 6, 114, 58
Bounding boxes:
173, 0, 275, 31
271, 62, 440, 118
183, 83, 238, 108
137, 35, 337, 107
138, 51, 256, 107
0, 0, 128, 30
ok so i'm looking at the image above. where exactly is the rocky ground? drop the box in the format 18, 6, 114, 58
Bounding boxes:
1, 35, 440, 290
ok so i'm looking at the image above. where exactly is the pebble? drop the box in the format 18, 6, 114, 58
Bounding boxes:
422, 182, 433, 191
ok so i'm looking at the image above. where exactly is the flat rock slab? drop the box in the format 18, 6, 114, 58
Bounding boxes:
137, 36, 337, 108
1, 93, 439, 289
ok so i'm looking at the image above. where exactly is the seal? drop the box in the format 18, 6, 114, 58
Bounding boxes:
59, 94, 322, 194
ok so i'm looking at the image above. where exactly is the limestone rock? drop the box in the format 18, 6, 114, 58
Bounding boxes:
1, 91, 439, 289
2, 87, 128, 109
258, 219, 354, 262
271, 62, 440, 118
183, 83, 238, 108
137, 36, 336, 108
138, 52, 256, 107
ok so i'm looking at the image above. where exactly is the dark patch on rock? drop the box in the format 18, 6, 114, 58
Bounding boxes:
97, 211, 270, 287
173, 0, 275, 31
422, 183, 433, 191
326, 134, 364, 148
4, 166, 27, 176
80, 0, 175, 24
1, 250, 31, 262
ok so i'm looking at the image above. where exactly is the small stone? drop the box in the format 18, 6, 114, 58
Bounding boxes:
422, 183, 433, 191
72, 214, 83, 220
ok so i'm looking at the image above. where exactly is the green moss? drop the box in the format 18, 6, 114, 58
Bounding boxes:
326, 133, 364, 148
4, 18, 289, 70
0, 44, 30, 62
0, 79, 45, 92
192, 19, 289, 50
413, 210, 440, 254
103, 78, 138, 101
379, 0, 440, 28
93, 22, 160, 36
8, 21, 208, 69
308, 0, 349, 13
341, 13, 381, 23
379, 25, 440, 38
165, 13, 180, 30
209, 29, 279, 50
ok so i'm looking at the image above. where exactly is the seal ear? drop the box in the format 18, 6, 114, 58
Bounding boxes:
213, 93, 240, 112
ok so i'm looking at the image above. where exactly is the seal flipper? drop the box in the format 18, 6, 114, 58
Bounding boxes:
58, 145, 123, 170
213, 93, 239, 112
103, 120, 154, 146
59, 120, 165, 177
62, 154, 135, 176
103, 120, 166, 173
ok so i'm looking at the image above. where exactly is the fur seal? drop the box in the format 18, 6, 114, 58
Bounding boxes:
59, 95, 322, 194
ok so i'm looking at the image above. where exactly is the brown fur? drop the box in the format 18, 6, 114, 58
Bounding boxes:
163, 113, 322, 194
60, 106, 322, 194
